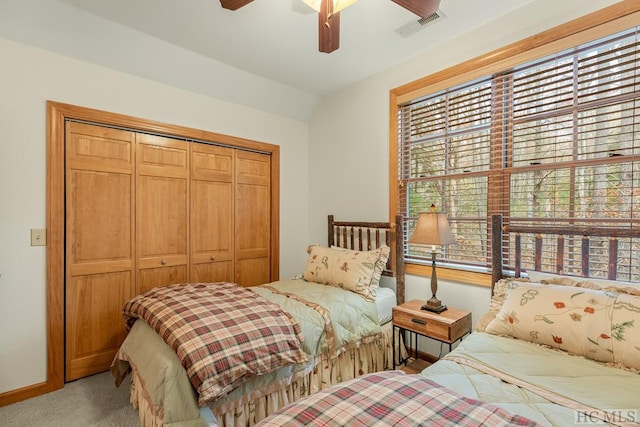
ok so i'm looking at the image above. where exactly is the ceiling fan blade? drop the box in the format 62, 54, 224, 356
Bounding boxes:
391, 0, 441, 19
219, 0, 255, 10
318, 0, 340, 53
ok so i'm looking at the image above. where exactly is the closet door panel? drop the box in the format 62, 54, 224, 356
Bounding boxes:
235, 183, 270, 259
65, 271, 131, 380
137, 176, 188, 256
66, 122, 132, 171
136, 134, 189, 292
191, 261, 233, 284
192, 144, 233, 181
235, 151, 271, 286
139, 265, 188, 294
65, 122, 135, 381
191, 145, 234, 283
190, 180, 234, 283
235, 258, 270, 288
68, 170, 132, 266
138, 135, 188, 177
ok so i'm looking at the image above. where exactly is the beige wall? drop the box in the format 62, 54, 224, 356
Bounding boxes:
0, 38, 310, 393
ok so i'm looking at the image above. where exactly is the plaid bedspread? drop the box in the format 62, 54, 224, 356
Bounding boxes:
257, 370, 542, 427
122, 282, 308, 406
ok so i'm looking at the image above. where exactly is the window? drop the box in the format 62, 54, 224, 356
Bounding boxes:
395, 22, 640, 281
398, 77, 493, 268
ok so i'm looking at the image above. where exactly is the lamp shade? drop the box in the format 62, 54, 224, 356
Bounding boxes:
301, 0, 357, 13
409, 206, 456, 246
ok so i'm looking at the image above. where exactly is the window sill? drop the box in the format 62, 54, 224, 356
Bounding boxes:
405, 262, 493, 288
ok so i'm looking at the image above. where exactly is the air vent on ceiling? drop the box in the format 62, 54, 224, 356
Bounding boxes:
395, 9, 445, 38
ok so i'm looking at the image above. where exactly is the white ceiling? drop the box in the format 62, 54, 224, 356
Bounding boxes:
50, 0, 533, 96
0, 0, 620, 120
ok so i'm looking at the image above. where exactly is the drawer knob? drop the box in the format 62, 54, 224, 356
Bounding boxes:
210, 256, 216, 261
161, 259, 167, 265
411, 318, 426, 325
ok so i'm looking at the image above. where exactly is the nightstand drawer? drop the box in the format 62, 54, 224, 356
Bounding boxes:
393, 310, 451, 341
392, 299, 472, 344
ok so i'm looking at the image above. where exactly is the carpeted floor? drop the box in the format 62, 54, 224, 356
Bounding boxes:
0, 371, 140, 426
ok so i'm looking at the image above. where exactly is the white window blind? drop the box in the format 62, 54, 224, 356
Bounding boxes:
397, 26, 640, 280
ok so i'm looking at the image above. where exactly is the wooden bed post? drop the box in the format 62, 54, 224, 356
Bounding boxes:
395, 214, 405, 305
327, 215, 335, 247
491, 214, 503, 295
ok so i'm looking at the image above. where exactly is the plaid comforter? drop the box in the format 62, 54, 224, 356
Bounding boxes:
122, 282, 308, 406
257, 371, 542, 426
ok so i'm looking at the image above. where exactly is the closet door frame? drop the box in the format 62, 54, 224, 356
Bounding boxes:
44, 101, 280, 395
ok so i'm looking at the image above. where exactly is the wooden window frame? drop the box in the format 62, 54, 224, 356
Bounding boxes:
389, 1, 640, 287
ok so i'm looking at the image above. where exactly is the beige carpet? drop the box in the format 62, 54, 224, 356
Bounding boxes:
0, 372, 140, 426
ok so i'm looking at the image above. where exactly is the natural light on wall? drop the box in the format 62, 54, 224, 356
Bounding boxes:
301, 0, 357, 13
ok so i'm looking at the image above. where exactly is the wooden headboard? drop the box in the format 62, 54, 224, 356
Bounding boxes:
328, 215, 405, 305
491, 214, 640, 292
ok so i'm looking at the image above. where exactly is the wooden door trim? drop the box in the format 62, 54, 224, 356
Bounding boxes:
44, 101, 280, 399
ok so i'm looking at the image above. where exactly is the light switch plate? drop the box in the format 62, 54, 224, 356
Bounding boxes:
31, 228, 46, 246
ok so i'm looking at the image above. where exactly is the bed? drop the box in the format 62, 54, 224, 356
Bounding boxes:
110, 215, 407, 427
256, 214, 640, 427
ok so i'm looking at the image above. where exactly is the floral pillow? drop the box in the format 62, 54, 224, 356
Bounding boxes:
485, 282, 640, 370
302, 245, 390, 302
475, 277, 531, 333
475, 275, 609, 333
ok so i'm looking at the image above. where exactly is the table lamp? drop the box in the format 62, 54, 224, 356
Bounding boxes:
409, 204, 456, 313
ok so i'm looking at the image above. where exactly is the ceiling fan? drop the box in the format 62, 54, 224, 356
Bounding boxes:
219, 0, 442, 54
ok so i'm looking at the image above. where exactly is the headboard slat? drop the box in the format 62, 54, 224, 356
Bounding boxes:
608, 238, 618, 280
349, 226, 355, 250
534, 234, 542, 271
556, 236, 564, 274
581, 237, 589, 278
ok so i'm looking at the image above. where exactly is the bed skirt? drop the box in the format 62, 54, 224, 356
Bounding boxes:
127, 321, 404, 427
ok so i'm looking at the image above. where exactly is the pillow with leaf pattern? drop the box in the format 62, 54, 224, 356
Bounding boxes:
302, 245, 389, 302
485, 282, 640, 370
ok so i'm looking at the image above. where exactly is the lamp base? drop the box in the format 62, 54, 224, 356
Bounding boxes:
421, 297, 447, 313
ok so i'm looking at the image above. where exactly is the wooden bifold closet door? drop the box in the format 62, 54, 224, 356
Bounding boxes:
190, 144, 235, 283
136, 134, 189, 294
235, 150, 271, 287
65, 122, 135, 381
64, 122, 272, 381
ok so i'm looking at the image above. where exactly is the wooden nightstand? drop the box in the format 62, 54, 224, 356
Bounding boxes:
392, 299, 472, 370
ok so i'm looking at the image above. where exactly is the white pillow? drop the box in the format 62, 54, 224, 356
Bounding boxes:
375, 287, 396, 325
